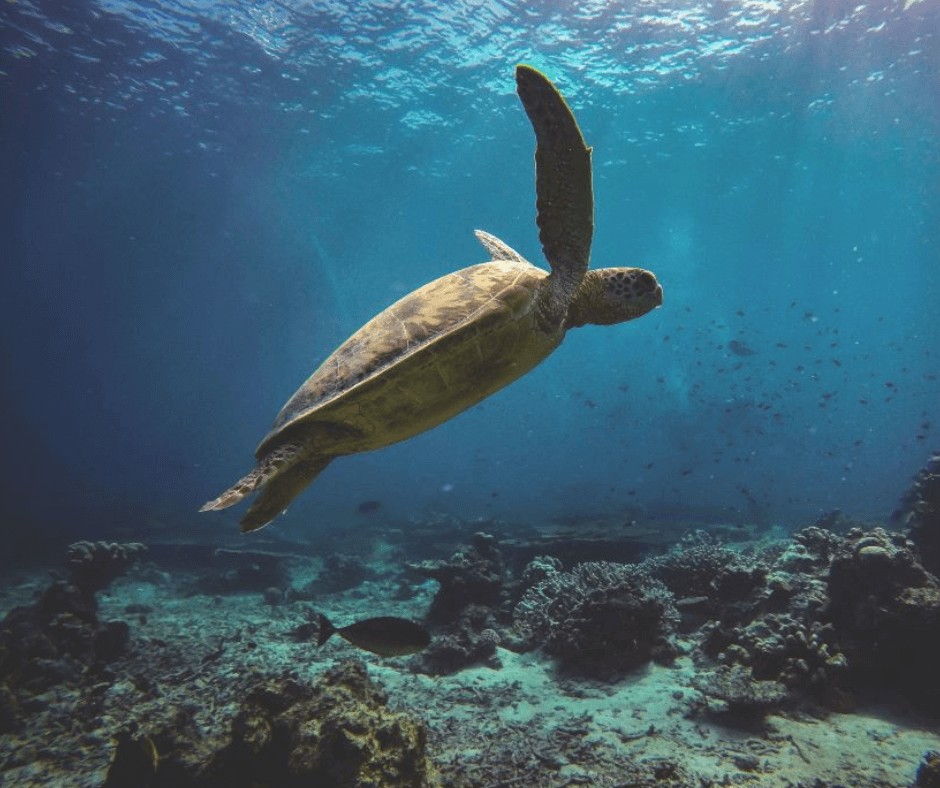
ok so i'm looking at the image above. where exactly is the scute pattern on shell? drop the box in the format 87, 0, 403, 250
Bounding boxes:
264, 260, 548, 442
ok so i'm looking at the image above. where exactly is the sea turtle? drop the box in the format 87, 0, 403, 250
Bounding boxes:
201, 64, 663, 532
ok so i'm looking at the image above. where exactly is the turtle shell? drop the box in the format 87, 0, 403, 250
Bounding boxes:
255, 259, 561, 460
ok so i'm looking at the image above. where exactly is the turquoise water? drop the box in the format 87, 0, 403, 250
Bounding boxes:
2, 0, 938, 550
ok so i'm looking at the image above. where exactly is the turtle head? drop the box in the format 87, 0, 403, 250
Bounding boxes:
565, 267, 663, 328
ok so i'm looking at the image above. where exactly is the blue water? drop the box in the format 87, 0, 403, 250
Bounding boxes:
2, 0, 938, 555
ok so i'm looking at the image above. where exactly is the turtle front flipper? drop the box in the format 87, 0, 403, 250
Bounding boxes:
515, 64, 594, 321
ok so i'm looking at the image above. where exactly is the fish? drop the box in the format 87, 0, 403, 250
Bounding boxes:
317, 613, 431, 657
357, 500, 381, 514
727, 339, 756, 356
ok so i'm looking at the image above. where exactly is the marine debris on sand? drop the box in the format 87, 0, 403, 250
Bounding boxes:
2, 457, 940, 786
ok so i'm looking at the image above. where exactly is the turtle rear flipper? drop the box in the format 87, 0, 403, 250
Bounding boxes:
199, 468, 266, 513
200, 441, 308, 514
239, 455, 333, 533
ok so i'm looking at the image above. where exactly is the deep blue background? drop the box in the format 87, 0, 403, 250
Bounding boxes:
2, 0, 938, 560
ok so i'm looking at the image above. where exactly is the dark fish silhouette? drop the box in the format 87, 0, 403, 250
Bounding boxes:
317, 613, 430, 657
727, 339, 756, 356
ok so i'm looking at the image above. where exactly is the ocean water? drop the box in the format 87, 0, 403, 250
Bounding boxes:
2, 0, 938, 556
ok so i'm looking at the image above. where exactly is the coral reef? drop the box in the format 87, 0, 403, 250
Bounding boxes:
0, 542, 143, 709
407, 532, 507, 624
406, 520, 940, 712
689, 525, 940, 712
645, 531, 768, 622
1, 521, 938, 788
893, 452, 940, 577
696, 529, 845, 701
518, 554, 563, 587
402, 534, 515, 672
825, 527, 940, 708
306, 553, 376, 596
513, 561, 678, 677
693, 543, 819, 702
701, 612, 848, 703
918, 751, 940, 788
103, 660, 440, 787
691, 664, 789, 721
415, 604, 501, 675
66, 540, 148, 593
